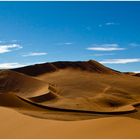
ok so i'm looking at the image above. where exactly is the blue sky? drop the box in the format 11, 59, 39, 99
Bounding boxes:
0, 1, 140, 72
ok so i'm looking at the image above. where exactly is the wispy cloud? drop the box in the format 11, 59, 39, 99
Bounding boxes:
23, 52, 47, 57
133, 71, 140, 73
0, 61, 47, 69
92, 53, 115, 57
129, 43, 140, 47
100, 58, 140, 64
0, 44, 22, 54
63, 42, 73, 45
105, 22, 118, 26
87, 44, 125, 51
99, 22, 119, 27
0, 63, 26, 69
56, 42, 73, 46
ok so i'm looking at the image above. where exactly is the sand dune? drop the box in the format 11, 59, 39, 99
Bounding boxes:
0, 60, 140, 138
1, 61, 140, 117
1, 69, 140, 115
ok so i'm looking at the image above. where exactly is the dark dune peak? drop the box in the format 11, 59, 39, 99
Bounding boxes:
134, 73, 140, 77
123, 72, 135, 75
13, 60, 121, 76
123, 72, 140, 77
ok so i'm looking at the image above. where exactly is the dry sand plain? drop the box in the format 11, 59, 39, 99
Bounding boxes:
0, 60, 140, 138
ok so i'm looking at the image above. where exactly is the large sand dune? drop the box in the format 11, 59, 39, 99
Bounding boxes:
0, 60, 140, 138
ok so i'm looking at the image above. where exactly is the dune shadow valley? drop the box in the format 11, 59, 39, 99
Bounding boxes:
0, 60, 140, 138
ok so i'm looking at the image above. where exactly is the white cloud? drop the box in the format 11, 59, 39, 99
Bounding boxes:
129, 43, 140, 47
87, 44, 125, 51
64, 42, 73, 45
133, 71, 140, 73
100, 58, 140, 64
0, 63, 26, 69
23, 52, 47, 57
92, 53, 115, 57
56, 42, 73, 46
99, 22, 119, 27
0, 44, 22, 54
105, 22, 116, 26
0, 61, 47, 69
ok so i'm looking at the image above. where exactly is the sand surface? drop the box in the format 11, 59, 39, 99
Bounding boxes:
0, 107, 140, 139
0, 60, 140, 138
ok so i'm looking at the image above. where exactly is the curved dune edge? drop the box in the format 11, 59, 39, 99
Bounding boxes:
25, 97, 136, 114
0, 92, 137, 122
0, 93, 111, 121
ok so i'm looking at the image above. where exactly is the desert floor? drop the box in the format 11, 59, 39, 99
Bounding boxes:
0, 107, 140, 139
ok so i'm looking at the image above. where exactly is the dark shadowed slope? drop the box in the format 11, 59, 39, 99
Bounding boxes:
13, 60, 121, 76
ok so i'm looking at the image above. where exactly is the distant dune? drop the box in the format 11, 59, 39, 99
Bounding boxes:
13, 60, 120, 76
124, 72, 140, 77
134, 73, 140, 77
0, 60, 140, 138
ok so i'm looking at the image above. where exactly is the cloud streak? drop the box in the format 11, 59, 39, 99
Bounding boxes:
0, 61, 47, 69
105, 22, 117, 26
100, 58, 140, 64
129, 43, 140, 47
56, 42, 73, 46
23, 52, 47, 57
87, 44, 125, 51
133, 71, 140, 73
0, 44, 22, 54
99, 22, 119, 27
0, 63, 26, 69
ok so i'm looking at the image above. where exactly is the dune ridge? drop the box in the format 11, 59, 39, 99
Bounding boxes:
13, 60, 120, 76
